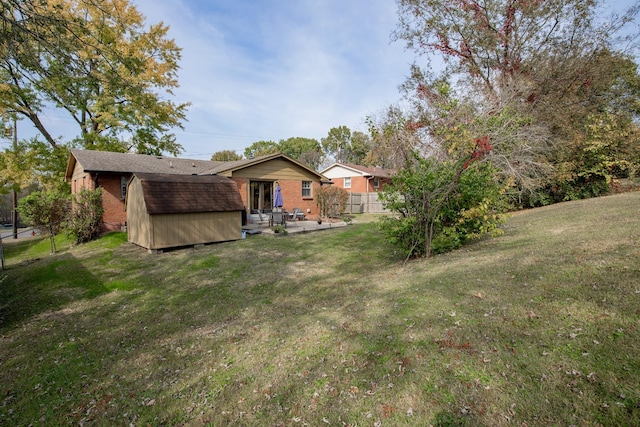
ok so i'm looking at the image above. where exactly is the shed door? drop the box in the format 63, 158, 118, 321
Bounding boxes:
250, 181, 273, 212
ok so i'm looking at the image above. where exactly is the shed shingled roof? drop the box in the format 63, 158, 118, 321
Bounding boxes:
132, 173, 245, 215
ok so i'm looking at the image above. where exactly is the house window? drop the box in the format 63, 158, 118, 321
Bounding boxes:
121, 176, 128, 199
344, 177, 351, 188
373, 177, 380, 189
302, 181, 312, 198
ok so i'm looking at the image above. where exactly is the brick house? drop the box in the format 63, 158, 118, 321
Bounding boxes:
65, 150, 330, 231
319, 163, 395, 193
319, 163, 395, 213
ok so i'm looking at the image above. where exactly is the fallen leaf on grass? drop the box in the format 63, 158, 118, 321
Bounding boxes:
382, 404, 396, 417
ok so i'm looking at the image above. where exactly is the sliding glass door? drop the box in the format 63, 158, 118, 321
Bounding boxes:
249, 181, 273, 212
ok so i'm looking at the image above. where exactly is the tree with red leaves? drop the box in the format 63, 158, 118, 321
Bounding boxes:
394, 0, 640, 204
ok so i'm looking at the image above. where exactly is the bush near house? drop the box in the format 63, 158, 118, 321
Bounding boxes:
316, 186, 349, 218
66, 187, 104, 244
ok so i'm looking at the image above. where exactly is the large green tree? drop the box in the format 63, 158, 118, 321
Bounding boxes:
211, 150, 242, 162
278, 137, 323, 170
1, 0, 189, 155
244, 137, 323, 169
244, 140, 279, 159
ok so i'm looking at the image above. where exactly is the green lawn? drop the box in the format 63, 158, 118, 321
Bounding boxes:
1, 192, 639, 426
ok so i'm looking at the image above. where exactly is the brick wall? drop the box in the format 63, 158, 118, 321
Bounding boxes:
279, 180, 322, 219
231, 177, 248, 208
70, 172, 126, 232
97, 174, 128, 231
332, 176, 392, 193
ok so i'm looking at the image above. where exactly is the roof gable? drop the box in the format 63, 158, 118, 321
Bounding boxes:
320, 162, 396, 178
201, 153, 329, 181
131, 173, 244, 215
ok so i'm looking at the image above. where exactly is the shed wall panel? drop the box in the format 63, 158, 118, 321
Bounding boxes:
148, 211, 241, 250
126, 178, 152, 249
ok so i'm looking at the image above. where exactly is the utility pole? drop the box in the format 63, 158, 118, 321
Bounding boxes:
12, 117, 18, 239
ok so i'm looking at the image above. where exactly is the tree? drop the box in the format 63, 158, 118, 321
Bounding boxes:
551, 112, 640, 201
321, 126, 372, 165
211, 150, 242, 161
394, 0, 638, 101
17, 190, 69, 253
393, 0, 640, 204
278, 137, 323, 169
0, 133, 31, 197
243, 138, 324, 169
244, 140, 279, 159
0, 117, 34, 238
538, 50, 640, 201
22, 139, 71, 192
321, 126, 350, 163
1, 0, 189, 155
379, 146, 505, 260
365, 106, 424, 169
372, 77, 537, 258
349, 131, 373, 165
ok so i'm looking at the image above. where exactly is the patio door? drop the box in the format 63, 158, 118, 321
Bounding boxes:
250, 181, 273, 212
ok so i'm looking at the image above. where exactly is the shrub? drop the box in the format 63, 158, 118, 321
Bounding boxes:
378, 151, 505, 259
315, 186, 348, 218
67, 188, 104, 244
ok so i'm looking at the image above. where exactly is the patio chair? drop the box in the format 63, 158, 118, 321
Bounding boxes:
270, 210, 286, 228
291, 208, 306, 221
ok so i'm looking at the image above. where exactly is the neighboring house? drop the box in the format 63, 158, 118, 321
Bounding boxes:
65, 149, 329, 232
319, 163, 395, 213
126, 173, 244, 251
319, 162, 395, 193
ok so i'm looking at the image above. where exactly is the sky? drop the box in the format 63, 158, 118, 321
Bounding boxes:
131, 0, 418, 159
11, 0, 639, 160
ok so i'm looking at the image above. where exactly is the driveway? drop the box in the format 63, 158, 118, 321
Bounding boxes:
0, 227, 37, 240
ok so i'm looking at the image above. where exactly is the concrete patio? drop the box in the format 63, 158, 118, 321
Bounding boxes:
242, 218, 348, 236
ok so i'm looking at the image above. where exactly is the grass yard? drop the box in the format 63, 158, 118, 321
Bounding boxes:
1, 192, 639, 426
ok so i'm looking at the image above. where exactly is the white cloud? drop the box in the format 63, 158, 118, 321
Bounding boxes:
132, 0, 416, 158
14, 0, 416, 159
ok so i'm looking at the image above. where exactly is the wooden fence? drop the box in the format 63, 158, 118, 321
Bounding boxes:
344, 192, 389, 214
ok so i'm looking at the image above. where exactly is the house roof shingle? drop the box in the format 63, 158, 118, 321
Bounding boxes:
133, 173, 245, 215
67, 149, 222, 177
66, 150, 329, 182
